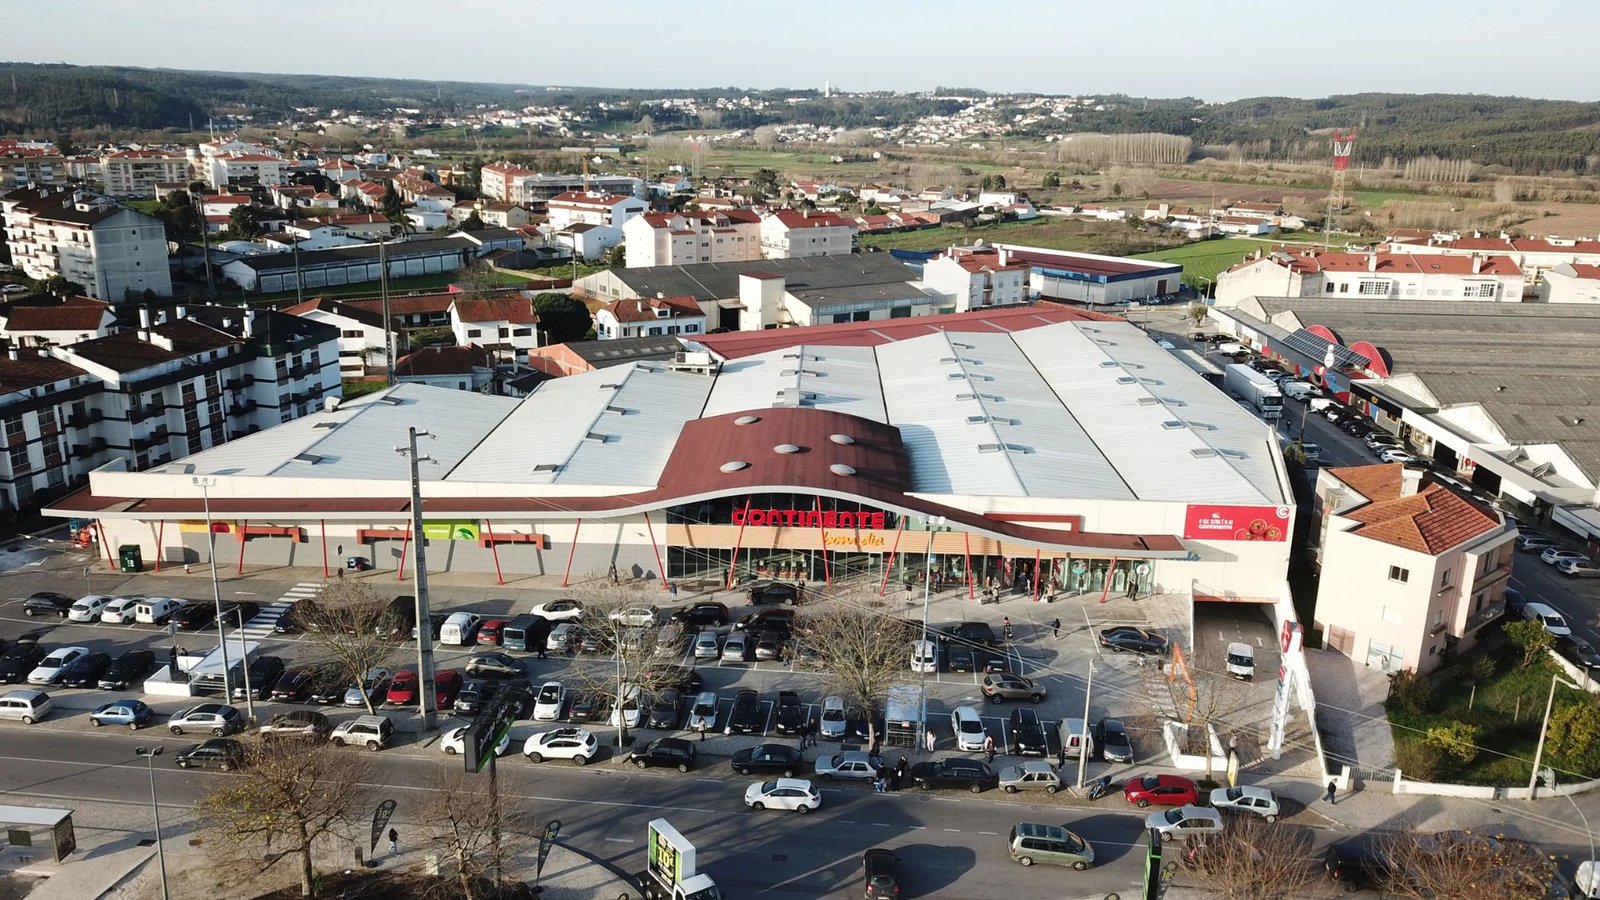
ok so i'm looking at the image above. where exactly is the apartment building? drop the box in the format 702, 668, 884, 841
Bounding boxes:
449, 295, 540, 364
1, 186, 172, 302
281, 297, 404, 379
0, 142, 63, 191
622, 210, 762, 268
919, 245, 1030, 312
1215, 248, 1523, 307
546, 191, 648, 230
200, 153, 291, 190
100, 150, 191, 198
480, 163, 643, 205
1311, 464, 1514, 674
759, 209, 858, 259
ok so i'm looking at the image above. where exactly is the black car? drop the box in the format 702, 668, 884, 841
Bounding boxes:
1503, 587, 1527, 617
217, 600, 261, 628
1558, 635, 1600, 671
576, 626, 610, 654
940, 621, 999, 648
863, 848, 902, 900
1098, 717, 1134, 762
172, 602, 217, 631
731, 743, 804, 777
59, 652, 111, 688
174, 738, 245, 771
910, 757, 997, 793
0, 642, 46, 683
22, 591, 73, 618
1008, 708, 1047, 756
945, 645, 974, 673
670, 602, 730, 628
273, 598, 317, 633
1324, 842, 1394, 892
230, 655, 285, 701
773, 690, 804, 734
99, 649, 155, 691
412, 612, 447, 641
307, 668, 349, 705
455, 680, 498, 717
270, 667, 319, 702
978, 650, 1010, 674
648, 688, 683, 730
567, 691, 605, 722
748, 581, 801, 605
629, 737, 697, 772
735, 608, 796, 636
726, 688, 763, 735
1097, 626, 1170, 656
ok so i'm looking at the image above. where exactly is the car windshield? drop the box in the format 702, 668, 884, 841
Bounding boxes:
692, 700, 713, 714
1163, 809, 1185, 824
959, 719, 982, 733
1225, 787, 1243, 801
823, 707, 844, 721
760, 779, 778, 792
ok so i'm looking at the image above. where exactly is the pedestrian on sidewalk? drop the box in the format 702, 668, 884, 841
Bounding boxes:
1056, 746, 1067, 768
1325, 779, 1338, 805
699, 721, 708, 743
1050, 617, 1061, 638
388, 828, 399, 856
894, 756, 908, 791
983, 733, 996, 764
924, 728, 936, 753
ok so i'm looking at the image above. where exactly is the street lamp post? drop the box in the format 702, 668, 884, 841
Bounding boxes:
136, 746, 170, 900
191, 476, 231, 699
1529, 670, 1583, 798
1076, 660, 1095, 790
233, 607, 254, 721
917, 516, 945, 752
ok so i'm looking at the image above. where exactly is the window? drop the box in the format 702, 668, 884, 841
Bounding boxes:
1439, 568, 1452, 589
685, 324, 699, 333
1358, 281, 1391, 296
1339, 282, 1350, 293
8, 444, 29, 474
467, 328, 482, 338
1388, 565, 1409, 583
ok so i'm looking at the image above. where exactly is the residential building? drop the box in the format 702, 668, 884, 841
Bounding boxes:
526, 334, 685, 378
100, 150, 190, 199
919, 245, 1030, 312
395, 173, 455, 208
1, 186, 172, 302
450, 199, 531, 229
760, 209, 857, 259
270, 184, 318, 208
449, 295, 540, 364
623, 210, 763, 268
320, 159, 362, 183
1215, 248, 1524, 307
201, 153, 290, 190
0, 296, 116, 348
1386, 233, 1600, 284
288, 213, 393, 242
552, 223, 621, 261
595, 295, 706, 339
281, 296, 404, 380
545, 191, 648, 230
1215, 215, 1273, 236
480, 164, 643, 205
1311, 464, 1513, 673
393, 345, 494, 392
0, 142, 63, 191
1538, 263, 1600, 304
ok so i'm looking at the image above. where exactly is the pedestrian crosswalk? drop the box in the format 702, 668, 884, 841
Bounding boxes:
235, 581, 323, 639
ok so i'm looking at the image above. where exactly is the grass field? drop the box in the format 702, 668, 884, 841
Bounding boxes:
127, 199, 161, 216
1131, 238, 1267, 288
858, 217, 1186, 256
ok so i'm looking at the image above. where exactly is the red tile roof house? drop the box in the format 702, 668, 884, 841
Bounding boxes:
594, 295, 706, 339
392, 344, 496, 392
0, 296, 116, 347
448, 295, 541, 364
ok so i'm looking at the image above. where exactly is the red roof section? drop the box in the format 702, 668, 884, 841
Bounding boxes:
768, 209, 855, 229
692, 303, 1113, 359
451, 296, 539, 325
394, 345, 493, 377
5, 296, 110, 332
1326, 464, 1502, 554
602, 296, 703, 323
1566, 264, 1600, 280
1000, 246, 1174, 277
1229, 249, 1522, 278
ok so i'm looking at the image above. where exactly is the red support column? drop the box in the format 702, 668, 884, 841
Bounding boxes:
814, 496, 831, 587
879, 515, 907, 596
236, 520, 248, 576
320, 519, 329, 580
1031, 548, 1041, 602
561, 519, 581, 588
963, 531, 974, 600
1097, 557, 1120, 605
726, 499, 752, 592
642, 512, 669, 589
154, 520, 164, 573
485, 519, 504, 586
396, 531, 411, 582
97, 520, 115, 569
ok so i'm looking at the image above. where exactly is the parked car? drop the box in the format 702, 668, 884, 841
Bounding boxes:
98, 649, 155, 691
753, 630, 785, 661
773, 690, 804, 735
1542, 548, 1593, 567
477, 618, 508, 646
28, 646, 88, 685
814, 751, 883, 781
307, 669, 350, 706
692, 630, 721, 659
744, 777, 820, 813
1098, 626, 1170, 655
999, 760, 1063, 794
0, 688, 52, 723
344, 668, 393, 708
732, 743, 805, 777
1517, 534, 1558, 552
863, 848, 902, 900
258, 710, 332, 742
1008, 708, 1048, 756
22, 591, 73, 618
384, 669, 423, 707
454, 680, 498, 717
330, 714, 393, 750
648, 688, 682, 730
977, 649, 1011, 674
1521, 601, 1572, 637
1123, 774, 1199, 808
721, 632, 751, 662
217, 600, 260, 628
687, 691, 719, 732
100, 596, 142, 624
533, 681, 566, 721
945, 645, 975, 673
735, 608, 796, 636
748, 581, 800, 605
440, 724, 510, 758
1146, 805, 1224, 841
434, 669, 465, 710
1209, 785, 1280, 821
608, 606, 659, 628
90, 698, 154, 729
608, 684, 643, 729
66, 595, 114, 622
0, 643, 46, 684
940, 621, 999, 648
1098, 718, 1134, 762
529, 599, 585, 622
1558, 558, 1600, 577
1379, 448, 1418, 465
271, 667, 320, 703
910, 757, 996, 793
523, 726, 599, 765
231, 655, 285, 701
981, 673, 1045, 704
726, 688, 763, 735
566, 691, 605, 723
671, 602, 730, 628
465, 653, 524, 678
819, 695, 847, 739
171, 602, 218, 631
1503, 586, 1528, 617
1558, 636, 1600, 671
175, 738, 245, 771
1008, 823, 1095, 870
439, 612, 483, 646
951, 705, 988, 752
168, 703, 244, 736
629, 737, 697, 772
1324, 842, 1394, 892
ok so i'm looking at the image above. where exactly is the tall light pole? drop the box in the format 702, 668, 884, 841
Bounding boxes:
1076, 660, 1095, 790
917, 515, 944, 753
1529, 671, 1582, 798
396, 427, 439, 730
232, 606, 254, 722
135, 746, 170, 900
191, 475, 230, 699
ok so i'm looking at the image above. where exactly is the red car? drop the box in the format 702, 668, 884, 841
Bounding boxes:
434, 668, 464, 709
1122, 774, 1199, 808
478, 619, 508, 647
385, 669, 421, 706
384, 668, 465, 710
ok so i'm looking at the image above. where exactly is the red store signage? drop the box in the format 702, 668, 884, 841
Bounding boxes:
732, 508, 889, 529
1183, 504, 1291, 542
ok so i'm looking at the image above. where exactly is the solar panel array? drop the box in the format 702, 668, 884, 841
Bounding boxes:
1279, 329, 1370, 369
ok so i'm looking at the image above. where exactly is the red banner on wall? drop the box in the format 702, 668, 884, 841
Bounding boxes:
1183, 505, 1291, 542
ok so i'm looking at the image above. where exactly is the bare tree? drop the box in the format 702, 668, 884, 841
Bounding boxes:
1178, 817, 1320, 899
1175, 671, 1255, 783
1380, 827, 1561, 899
408, 768, 535, 900
297, 580, 400, 714
195, 739, 374, 899
564, 579, 682, 747
797, 590, 914, 750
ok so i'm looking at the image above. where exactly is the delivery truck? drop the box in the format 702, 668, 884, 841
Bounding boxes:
1223, 363, 1284, 420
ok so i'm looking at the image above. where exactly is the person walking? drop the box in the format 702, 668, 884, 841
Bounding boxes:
894, 757, 908, 791
388, 827, 399, 857
1325, 780, 1338, 805
1056, 745, 1067, 768
1050, 617, 1061, 639
924, 727, 936, 753
983, 733, 996, 765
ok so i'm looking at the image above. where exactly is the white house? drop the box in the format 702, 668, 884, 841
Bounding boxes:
545, 191, 648, 230
919, 246, 1030, 312
760, 209, 857, 259
1215, 215, 1273, 236
595, 295, 707, 339
0, 296, 116, 347
449, 295, 540, 364
977, 191, 1020, 207
623, 210, 763, 268
282, 296, 403, 379
1538, 263, 1600, 304
392, 344, 495, 392
553, 223, 621, 261
1215, 248, 1525, 307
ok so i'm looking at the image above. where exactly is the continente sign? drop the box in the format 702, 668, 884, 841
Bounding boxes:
731, 507, 889, 529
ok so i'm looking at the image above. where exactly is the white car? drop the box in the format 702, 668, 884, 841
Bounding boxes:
67, 595, 114, 623
1146, 805, 1224, 841
1155, 340, 1176, 350
693, 630, 721, 659
100, 596, 141, 624
522, 726, 598, 765
609, 684, 642, 728
1518, 534, 1558, 552
609, 606, 659, 628
1559, 559, 1600, 578
440, 724, 510, 758
744, 777, 821, 814
819, 695, 847, 739
1522, 601, 1572, 637
1378, 448, 1417, 465
951, 705, 987, 752
27, 646, 88, 685
532, 681, 565, 721
1208, 785, 1280, 822
529, 599, 585, 622
1542, 548, 1592, 567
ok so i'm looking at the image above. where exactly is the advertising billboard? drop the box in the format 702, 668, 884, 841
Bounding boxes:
1183, 505, 1290, 542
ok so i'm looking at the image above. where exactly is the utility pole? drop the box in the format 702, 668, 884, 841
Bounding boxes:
136, 746, 171, 900
380, 236, 393, 385
397, 427, 439, 730
192, 476, 230, 699
292, 239, 304, 305
1076, 661, 1095, 790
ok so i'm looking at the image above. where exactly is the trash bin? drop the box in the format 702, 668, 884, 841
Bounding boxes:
117, 544, 143, 573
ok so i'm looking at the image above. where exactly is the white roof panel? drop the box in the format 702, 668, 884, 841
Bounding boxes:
703, 344, 885, 422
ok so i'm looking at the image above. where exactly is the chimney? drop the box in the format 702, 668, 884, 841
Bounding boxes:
1472, 254, 1483, 275
1400, 467, 1424, 498
138, 307, 151, 330
175, 305, 188, 319
997, 246, 1009, 266
1366, 254, 1377, 273
6, 348, 17, 361
244, 310, 257, 339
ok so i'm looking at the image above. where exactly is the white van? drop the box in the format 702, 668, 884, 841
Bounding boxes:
439, 612, 482, 646
1226, 642, 1256, 680
1523, 601, 1572, 637
135, 597, 183, 625
1279, 381, 1314, 401
911, 639, 939, 674
1057, 718, 1095, 759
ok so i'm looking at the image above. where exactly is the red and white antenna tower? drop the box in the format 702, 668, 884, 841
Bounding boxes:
1325, 129, 1356, 247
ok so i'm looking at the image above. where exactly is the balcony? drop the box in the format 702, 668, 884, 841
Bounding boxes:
226, 400, 258, 417
1465, 601, 1507, 632
1472, 561, 1513, 592
66, 409, 103, 429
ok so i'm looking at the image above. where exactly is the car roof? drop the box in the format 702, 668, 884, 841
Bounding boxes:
953, 705, 981, 720
1226, 642, 1253, 654
1015, 822, 1068, 838
1018, 759, 1055, 773
771, 777, 812, 790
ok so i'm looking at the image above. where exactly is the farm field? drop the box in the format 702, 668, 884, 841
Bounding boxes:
857, 216, 1188, 256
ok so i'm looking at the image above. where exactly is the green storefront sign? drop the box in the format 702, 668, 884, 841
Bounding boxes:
422, 520, 480, 541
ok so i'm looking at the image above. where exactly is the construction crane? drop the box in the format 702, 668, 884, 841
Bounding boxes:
1325, 129, 1356, 248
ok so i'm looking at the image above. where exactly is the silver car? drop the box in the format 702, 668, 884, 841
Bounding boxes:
1208, 785, 1279, 822
722, 632, 750, 662
168, 702, 245, 736
694, 630, 721, 659
999, 759, 1062, 794
1146, 805, 1224, 842
687, 691, 718, 732
813, 751, 884, 781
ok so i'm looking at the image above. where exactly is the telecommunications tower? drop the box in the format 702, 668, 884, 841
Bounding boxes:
1325, 129, 1356, 247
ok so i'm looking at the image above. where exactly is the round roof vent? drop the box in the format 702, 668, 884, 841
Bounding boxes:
734, 415, 761, 426
829, 463, 856, 476
719, 460, 749, 473
829, 433, 855, 445
774, 443, 801, 454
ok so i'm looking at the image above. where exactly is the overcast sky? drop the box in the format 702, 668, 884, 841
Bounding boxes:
8, 0, 1597, 102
